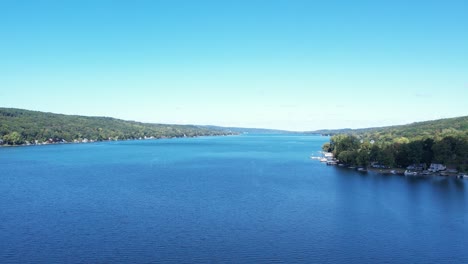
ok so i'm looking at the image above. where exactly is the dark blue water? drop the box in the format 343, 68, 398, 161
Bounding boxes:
0, 135, 467, 263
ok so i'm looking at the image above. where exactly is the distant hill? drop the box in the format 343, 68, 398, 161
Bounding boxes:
306, 128, 354, 136
202, 125, 292, 134
308, 116, 468, 140
0, 108, 234, 146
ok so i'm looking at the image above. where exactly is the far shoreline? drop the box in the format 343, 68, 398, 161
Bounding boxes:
0, 134, 237, 149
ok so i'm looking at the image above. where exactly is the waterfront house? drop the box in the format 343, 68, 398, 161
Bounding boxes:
429, 163, 446, 172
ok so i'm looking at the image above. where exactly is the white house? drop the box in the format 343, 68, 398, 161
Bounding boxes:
429, 163, 446, 172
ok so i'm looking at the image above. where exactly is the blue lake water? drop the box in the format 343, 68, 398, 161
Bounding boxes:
0, 134, 467, 263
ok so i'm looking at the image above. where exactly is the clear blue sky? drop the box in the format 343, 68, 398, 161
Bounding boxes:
1, 0, 467, 131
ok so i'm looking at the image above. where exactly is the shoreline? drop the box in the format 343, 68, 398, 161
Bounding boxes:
315, 150, 466, 177
0, 134, 236, 149
366, 167, 405, 175
334, 164, 464, 178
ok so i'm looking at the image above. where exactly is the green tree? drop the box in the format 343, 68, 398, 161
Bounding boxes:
338, 150, 357, 165
421, 138, 434, 165
394, 143, 410, 167
432, 136, 456, 164
322, 142, 331, 152
369, 144, 381, 162
356, 149, 370, 166
331, 134, 360, 157
407, 141, 423, 165
3, 131, 23, 145
377, 146, 395, 167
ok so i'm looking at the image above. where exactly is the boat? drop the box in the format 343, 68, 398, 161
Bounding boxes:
320, 158, 328, 162
357, 167, 367, 172
404, 170, 418, 176
457, 174, 468, 179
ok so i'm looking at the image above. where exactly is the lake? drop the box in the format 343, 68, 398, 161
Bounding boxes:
0, 134, 467, 263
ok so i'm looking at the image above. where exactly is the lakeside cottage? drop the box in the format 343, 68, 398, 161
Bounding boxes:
429, 163, 446, 172
324, 152, 334, 160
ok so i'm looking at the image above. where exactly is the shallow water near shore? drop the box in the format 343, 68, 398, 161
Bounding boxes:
0, 134, 467, 263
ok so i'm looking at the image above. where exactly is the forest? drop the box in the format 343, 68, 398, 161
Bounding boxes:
0, 108, 232, 145
321, 116, 468, 172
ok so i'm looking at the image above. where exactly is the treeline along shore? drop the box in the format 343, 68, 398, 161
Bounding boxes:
321, 116, 468, 173
0, 108, 235, 146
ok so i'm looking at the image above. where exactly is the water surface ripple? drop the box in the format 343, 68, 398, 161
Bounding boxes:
0, 135, 467, 263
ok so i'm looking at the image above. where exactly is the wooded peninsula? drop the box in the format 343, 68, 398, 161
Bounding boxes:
320, 116, 468, 173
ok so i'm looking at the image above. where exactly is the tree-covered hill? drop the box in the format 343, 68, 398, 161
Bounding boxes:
0, 108, 233, 145
312, 116, 468, 140
202, 125, 292, 134
320, 116, 468, 172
